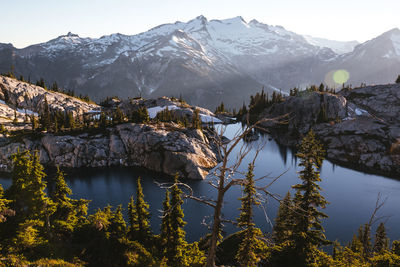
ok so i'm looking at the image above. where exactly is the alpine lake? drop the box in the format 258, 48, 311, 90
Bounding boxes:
1, 123, 400, 245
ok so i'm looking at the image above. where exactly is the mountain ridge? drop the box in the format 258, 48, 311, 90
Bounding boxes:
0, 16, 399, 108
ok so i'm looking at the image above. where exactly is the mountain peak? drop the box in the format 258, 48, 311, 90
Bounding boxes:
62, 32, 80, 38
387, 28, 400, 34
195, 15, 207, 22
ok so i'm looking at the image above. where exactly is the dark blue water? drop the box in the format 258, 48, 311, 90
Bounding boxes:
1, 123, 400, 246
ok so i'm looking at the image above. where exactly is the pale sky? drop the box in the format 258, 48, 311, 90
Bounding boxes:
1, 0, 399, 48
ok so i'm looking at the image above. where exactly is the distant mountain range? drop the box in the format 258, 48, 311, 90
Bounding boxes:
1, 16, 399, 108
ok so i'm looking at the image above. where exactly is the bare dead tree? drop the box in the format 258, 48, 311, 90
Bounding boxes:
156, 115, 288, 266
368, 192, 390, 227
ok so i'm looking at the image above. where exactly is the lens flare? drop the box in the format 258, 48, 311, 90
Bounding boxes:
333, 69, 350, 84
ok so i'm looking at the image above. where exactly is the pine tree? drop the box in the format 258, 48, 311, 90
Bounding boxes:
191, 109, 202, 130
167, 173, 187, 266
99, 112, 108, 129
160, 189, 172, 251
0, 124, 6, 134
50, 166, 78, 238
6, 150, 33, 219
51, 166, 72, 204
235, 164, 265, 267
291, 130, 329, 265
27, 152, 51, 219
113, 106, 125, 125
13, 109, 18, 124
31, 115, 37, 131
131, 106, 149, 123
128, 196, 139, 239
51, 81, 59, 92
319, 83, 325, 92
373, 222, 389, 254
395, 74, 400, 84
0, 184, 14, 223
109, 205, 127, 238
349, 233, 363, 254
27, 152, 55, 233
40, 96, 51, 131
273, 191, 293, 244
392, 240, 400, 256
215, 102, 226, 114
135, 177, 152, 243
358, 223, 372, 258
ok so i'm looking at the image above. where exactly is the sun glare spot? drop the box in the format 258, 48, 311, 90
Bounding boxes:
333, 69, 350, 84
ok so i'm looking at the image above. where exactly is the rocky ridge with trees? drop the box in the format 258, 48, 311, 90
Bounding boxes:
251, 83, 400, 177
0, 76, 223, 180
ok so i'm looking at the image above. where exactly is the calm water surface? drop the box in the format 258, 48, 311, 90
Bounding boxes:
1, 123, 400, 245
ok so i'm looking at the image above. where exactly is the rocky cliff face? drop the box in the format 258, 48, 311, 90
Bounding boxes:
0, 123, 219, 180
259, 84, 400, 177
0, 76, 100, 116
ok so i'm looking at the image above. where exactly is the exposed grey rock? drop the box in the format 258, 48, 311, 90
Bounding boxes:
0, 123, 219, 180
259, 85, 400, 177
0, 76, 99, 117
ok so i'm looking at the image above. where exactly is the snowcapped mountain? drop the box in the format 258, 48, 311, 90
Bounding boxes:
0, 16, 399, 108
303, 35, 358, 54
319, 28, 400, 87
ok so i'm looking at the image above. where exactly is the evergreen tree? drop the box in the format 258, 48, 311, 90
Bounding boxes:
31, 115, 37, 131
0, 124, 6, 134
215, 102, 226, 114
319, 83, 325, 92
65, 111, 75, 130
99, 112, 108, 129
373, 222, 389, 254
235, 163, 265, 267
12, 219, 46, 255
291, 130, 329, 265
358, 223, 372, 258
191, 109, 202, 130
349, 233, 364, 254
27, 152, 55, 233
127, 196, 138, 239
51, 81, 59, 92
6, 150, 33, 220
13, 109, 18, 124
36, 78, 46, 89
131, 106, 149, 123
51, 167, 72, 204
160, 190, 172, 251
50, 166, 78, 238
273, 191, 293, 244
135, 177, 152, 243
109, 205, 127, 238
395, 74, 400, 84
112, 107, 125, 125
167, 174, 187, 266
27, 152, 51, 220
40, 97, 51, 130
392, 240, 400, 256
0, 184, 14, 223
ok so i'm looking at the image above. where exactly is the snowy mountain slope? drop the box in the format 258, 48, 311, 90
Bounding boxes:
320, 28, 400, 86
0, 16, 399, 108
303, 35, 359, 54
